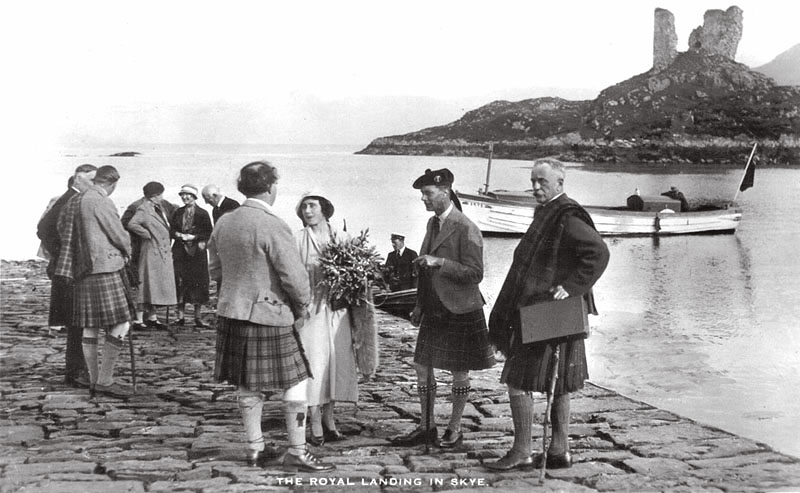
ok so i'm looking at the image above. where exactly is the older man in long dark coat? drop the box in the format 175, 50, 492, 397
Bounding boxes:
37, 164, 97, 387
486, 158, 609, 471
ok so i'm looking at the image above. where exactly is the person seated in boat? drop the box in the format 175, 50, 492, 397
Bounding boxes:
661, 186, 690, 212
384, 233, 417, 291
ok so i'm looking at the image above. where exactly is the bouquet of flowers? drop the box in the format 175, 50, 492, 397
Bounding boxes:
317, 229, 383, 307
317, 228, 382, 378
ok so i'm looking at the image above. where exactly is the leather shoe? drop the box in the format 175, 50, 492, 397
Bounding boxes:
484, 452, 535, 471
282, 450, 335, 471
389, 427, 437, 447
246, 446, 285, 467
323, 429, 345, 442
194, 319, 207, 329
65, 373, 90, 389
131, 321, 148, 331
439, 428, 463, 449
532, 451, 572, 469
173, 318, 185, 326
93, 382, 135, 398
308, 434, 325, 447
145, 319, 168, 330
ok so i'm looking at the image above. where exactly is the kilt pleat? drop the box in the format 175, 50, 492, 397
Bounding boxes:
73, 271, 135, 328
501, 336, 588, 394
214, 317, 309, 392
414, 307, 495, 372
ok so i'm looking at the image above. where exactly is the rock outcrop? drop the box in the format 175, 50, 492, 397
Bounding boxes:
653, 8, 678, 72
358, 6, 800, 165
687, 6, 743, 59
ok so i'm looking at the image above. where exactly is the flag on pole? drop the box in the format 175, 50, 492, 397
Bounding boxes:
739, 155, 757, 192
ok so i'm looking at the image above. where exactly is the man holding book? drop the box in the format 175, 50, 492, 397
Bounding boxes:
486, 158, 609, 470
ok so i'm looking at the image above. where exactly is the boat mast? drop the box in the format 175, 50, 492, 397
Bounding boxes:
732, 142, 757, 203
483, 142, 494, 194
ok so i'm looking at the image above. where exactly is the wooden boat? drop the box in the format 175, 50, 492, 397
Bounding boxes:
372, 288, 416, 319
457, 144, 756, 237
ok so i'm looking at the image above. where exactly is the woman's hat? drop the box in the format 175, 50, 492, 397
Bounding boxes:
179, 184, 198, 198
296, 192, 335, 223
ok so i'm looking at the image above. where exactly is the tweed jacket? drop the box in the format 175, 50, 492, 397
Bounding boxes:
416, 206, 485, 315
78, 185, 131, 274
208, 199, 311, 327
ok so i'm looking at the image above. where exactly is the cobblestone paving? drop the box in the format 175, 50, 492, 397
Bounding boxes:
2, 260, 799, 492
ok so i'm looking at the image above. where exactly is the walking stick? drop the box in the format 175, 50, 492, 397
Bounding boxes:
540, 345, 560, 483
128, 332, 137, 394
425, 363, 434, 454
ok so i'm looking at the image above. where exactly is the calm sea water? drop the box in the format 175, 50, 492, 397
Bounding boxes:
5, 144, 800, 457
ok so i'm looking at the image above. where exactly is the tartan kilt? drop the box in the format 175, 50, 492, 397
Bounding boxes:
414, 306, 495, 372
49, 276, 74, 327
73, 271, 135, 329
500, 334, 589, 395
214, 317, 310, 392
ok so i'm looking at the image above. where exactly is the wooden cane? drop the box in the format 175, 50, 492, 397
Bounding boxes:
425, 363, 434, 454
540, 345, 560, 483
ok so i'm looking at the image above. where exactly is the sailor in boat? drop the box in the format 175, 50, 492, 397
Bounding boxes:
661, 186, 690, 212
383, 233, 418, 292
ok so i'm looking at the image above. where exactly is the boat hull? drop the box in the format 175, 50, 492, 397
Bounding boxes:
458, 192, 742, 236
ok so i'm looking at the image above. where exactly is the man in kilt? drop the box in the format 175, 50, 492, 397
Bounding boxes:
390, 168, 495, 449
56, 165, 136, 399
208, 161, 334, 472
37, 164, 97, 388
485, 158, 609, 470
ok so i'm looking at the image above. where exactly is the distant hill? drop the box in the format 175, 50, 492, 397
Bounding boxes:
753, 43, 800, 86
359, 50, 800, 165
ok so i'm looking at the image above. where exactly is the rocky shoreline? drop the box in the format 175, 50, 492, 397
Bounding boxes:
2, 259, 800, 492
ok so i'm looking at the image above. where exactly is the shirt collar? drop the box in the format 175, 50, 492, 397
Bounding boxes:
437, 201, 454, 223
217, 195, 226, 206
248, 197, 274, 213
543, 192, 565, 206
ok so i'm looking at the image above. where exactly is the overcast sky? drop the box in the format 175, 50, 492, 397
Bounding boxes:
3, 0, 798, 147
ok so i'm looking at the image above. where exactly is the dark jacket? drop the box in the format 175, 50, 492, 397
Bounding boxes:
489, 194, 610, 353
213, 196, 240, 224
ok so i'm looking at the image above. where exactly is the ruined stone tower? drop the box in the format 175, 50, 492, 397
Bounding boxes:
688, 6, 743, 59
653, 8, 678, 72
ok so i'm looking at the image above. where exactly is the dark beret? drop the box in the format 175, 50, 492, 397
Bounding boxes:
412, 168, 454, 189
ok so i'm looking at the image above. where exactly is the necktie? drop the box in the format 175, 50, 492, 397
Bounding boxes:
431, 217, 440, 240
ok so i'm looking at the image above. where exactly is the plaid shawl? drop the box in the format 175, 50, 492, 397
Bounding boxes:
53, 193, 92, 281
488, 194, 596, 354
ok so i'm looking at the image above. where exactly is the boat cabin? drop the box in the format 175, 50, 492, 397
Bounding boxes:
626, 195, 683, 213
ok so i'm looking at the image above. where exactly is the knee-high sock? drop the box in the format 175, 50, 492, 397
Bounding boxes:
448, 373, 470, 432
97, 334, 125, 386
65, 325, 86, 379
284, 400, 307, 456
82, 336, 99, 385
239, 390, 265, 451
418, 382, 437, 429
510, 392, 534, 457
550, 393, 570, 454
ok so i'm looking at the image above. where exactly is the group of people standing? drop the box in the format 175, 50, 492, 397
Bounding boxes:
37, 156, 609, 473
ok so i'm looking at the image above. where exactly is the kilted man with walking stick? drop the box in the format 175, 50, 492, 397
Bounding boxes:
485, 158, 609, 473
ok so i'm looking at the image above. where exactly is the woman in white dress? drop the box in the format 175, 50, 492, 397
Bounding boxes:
295, 192, 359, 445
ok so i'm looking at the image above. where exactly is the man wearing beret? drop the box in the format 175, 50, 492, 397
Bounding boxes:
384, 233, 418, 292
390, 168, 495, 449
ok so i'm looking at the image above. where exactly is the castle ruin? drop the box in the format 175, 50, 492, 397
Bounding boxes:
653, 5, 743, 72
